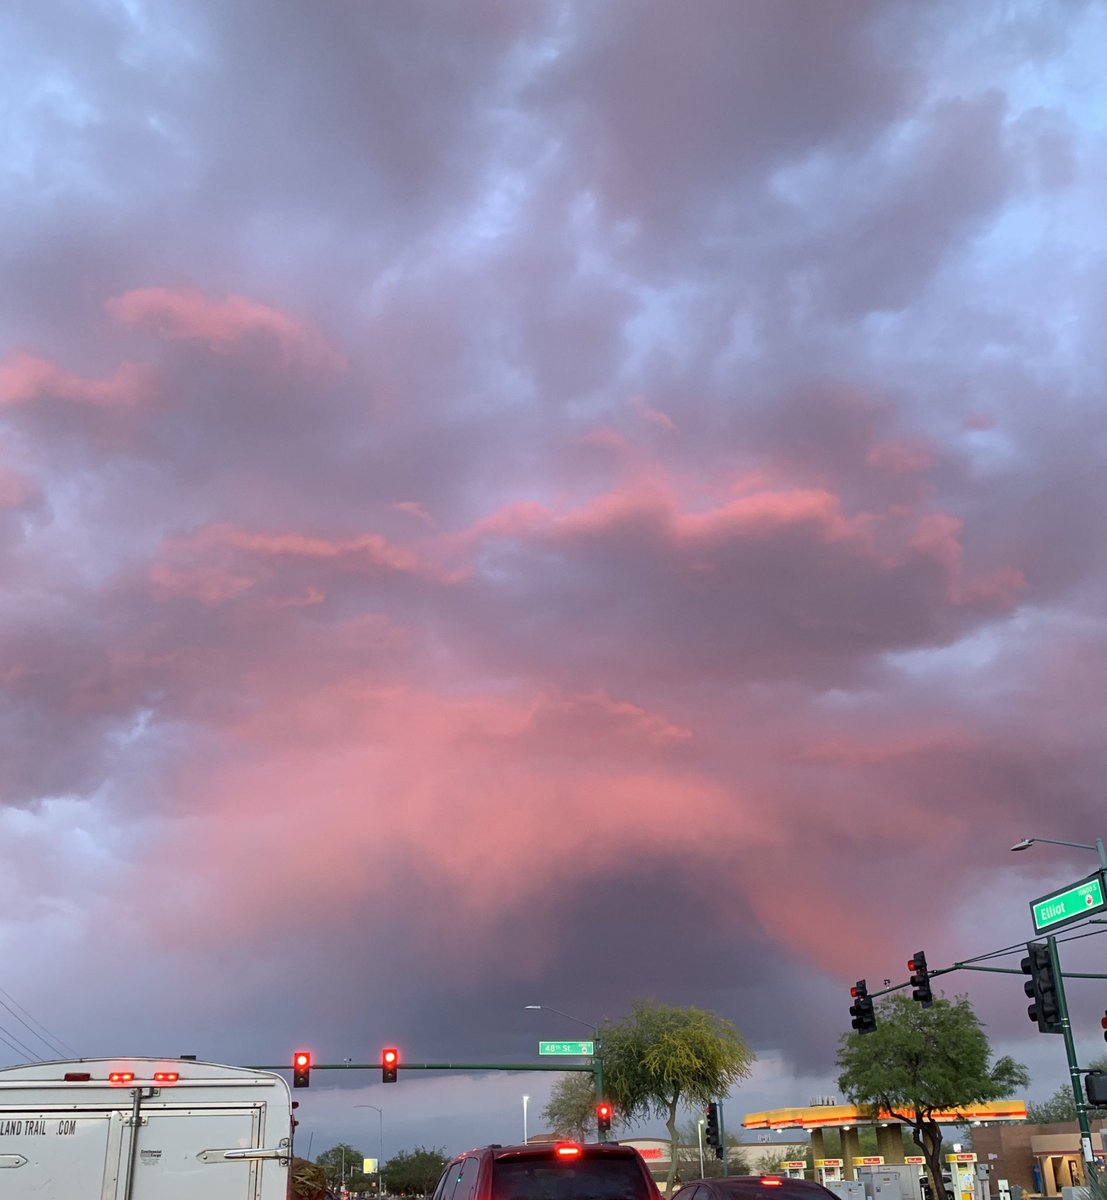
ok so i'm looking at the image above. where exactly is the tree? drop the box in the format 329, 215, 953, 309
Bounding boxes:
837, 994, 1028, 1200
671, 1121, 752, 1183
1026, 1055, 1107, 1124
382, 1146, 449, 1197
544, 1072, 602, 1140
599, 999, 756, 1193
317, 1143, 371, 1194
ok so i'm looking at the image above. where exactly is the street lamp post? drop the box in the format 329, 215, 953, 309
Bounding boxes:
1010, 834, 1107, 1179
355, 1104, 385, 1197
697, 1118, 705, 1178
523, 1095, 529, 1145
1011, 836, 1107, 871
525, 1005, 606, 1141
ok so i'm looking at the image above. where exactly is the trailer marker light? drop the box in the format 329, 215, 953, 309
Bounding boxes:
109, 1071, 135, 1084
153, 1072, 180, 1083
64, 1072, 92, 1081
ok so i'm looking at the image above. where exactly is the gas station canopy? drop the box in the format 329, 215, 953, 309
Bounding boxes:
743, 1101, 1027, 1130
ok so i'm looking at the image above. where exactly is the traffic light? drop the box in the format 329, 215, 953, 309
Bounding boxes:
705, 1102, 721, 1156
849, 980, 877, 1034
908, 951, 933, 1007
382, 1047, 399, 1083
1021, 941, 1062, 1034
596, 1101, 613, 1134
1101, 1009, 1107, 1043
292, 1050, 311, 1089
1086, 1071, 1107, 1107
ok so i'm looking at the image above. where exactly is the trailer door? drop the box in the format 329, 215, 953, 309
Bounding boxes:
0, 1109, 123, 1198
119, 1106, 263, 1200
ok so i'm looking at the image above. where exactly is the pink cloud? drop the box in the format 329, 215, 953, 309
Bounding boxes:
0, 351, 149, 408
0, 466, 38, 509
146, 521, 445, 609
107, 287, 345, 369
629, 394, 677, 431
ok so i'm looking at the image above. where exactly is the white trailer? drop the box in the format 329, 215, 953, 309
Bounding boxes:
0, 1057, 294, 1199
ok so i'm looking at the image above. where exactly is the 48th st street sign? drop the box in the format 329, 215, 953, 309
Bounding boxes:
538, 1041, 594, 1056
1031, 871, 1107, 934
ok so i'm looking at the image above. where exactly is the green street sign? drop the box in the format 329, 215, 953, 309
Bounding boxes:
1031, 872, 1107, 933
538, 1041, 594, 1056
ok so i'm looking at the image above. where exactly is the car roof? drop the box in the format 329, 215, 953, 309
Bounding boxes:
464, 1143, 645, 1160
676, 1178, 837, 1197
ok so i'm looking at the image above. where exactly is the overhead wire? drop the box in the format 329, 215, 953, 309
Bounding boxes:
0, 984, 77, 1061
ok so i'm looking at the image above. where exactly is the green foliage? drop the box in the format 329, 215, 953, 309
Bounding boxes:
837, 994, 1028, 1200
600, 999, 756, 1192
671, 1120, 752, 1181
317, 1143, 370, 1193
382, 1146, 450, 1197
758, 1146, 810, 1175
543, 1072, 601, 1140
1026, 1055, 1107, 1124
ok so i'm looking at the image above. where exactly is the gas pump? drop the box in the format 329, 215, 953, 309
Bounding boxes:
781, 1162, 808, 1180
946, 1153, 980, 1200
817, 1159, 845, 1185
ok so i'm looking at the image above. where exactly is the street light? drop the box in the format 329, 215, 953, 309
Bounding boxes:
524, 1004, 595, 1032
1011, 836, 1107, 870
525, 1004, 606, 1141
355, 1104, 385, 1197
1011, 834, 1105, 1180
697, 1118, 705, 1178
523, 1094, 529, 1145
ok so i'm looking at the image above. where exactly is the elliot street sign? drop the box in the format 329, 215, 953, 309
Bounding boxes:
538, 1041, 594, 1056
1031, 871, 1107, 934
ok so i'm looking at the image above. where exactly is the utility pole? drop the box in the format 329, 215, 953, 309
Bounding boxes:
1046, 936, 1097, 1176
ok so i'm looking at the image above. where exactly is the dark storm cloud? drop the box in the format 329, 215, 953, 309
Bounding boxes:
2, 0, 1105, 1150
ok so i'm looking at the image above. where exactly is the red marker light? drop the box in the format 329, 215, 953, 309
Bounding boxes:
153, 1072, 179, 1083
64, 1072, 91, 1082
761, 1179, 784, 1187
108, 1072, 135, 1085
556, 1143, 583, 1159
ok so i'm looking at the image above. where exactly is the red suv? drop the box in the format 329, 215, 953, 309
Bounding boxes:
431, 1142, 663, 1200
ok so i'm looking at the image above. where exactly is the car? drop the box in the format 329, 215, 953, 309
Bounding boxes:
920, 1174, 955, 1200
672, 1177, 841, 1200
431, 1141, 663, 1200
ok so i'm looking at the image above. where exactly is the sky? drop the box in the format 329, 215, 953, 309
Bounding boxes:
3, 0, 1107, 1162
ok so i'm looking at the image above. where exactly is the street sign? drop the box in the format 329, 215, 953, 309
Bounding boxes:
1030, 871, 1107, 933
538, 1040, 594, 1056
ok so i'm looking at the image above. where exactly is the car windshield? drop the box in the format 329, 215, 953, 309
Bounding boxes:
492, 1157, 652, 1200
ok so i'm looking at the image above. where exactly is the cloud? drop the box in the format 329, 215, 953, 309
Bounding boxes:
0, 351, 149, 408
108, 287, 345, 369
2, 0, 1105, 1155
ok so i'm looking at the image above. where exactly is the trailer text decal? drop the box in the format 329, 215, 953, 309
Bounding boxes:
0, 1119, 75, 1135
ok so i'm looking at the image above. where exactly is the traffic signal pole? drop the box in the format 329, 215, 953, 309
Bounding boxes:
1045, 935, 1097, 1176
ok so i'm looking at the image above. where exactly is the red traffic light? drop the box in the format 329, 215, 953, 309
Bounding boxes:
382, 1047, 399, 1083
596, 1101, 613, 1133
292, 1051, 311, 1089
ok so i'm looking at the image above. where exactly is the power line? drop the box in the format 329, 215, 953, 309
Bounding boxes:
0, 985, 76, 1060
